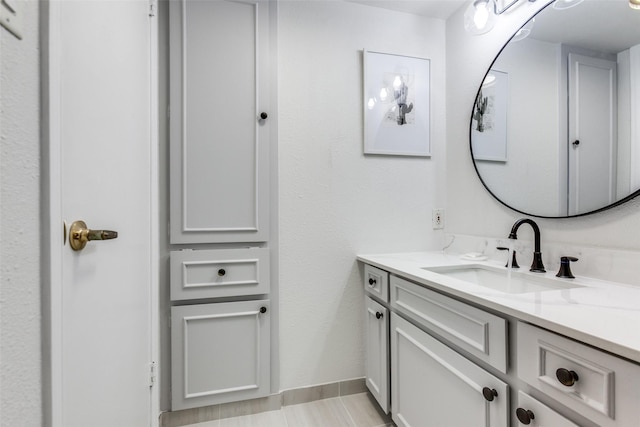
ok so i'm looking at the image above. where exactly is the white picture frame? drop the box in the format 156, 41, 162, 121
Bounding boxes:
363, 50, 431, 157
471, 70, 508, 162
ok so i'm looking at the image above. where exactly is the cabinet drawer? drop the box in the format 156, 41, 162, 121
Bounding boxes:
170, 248, 269, 301
364, 264, 389, 303
390, 275, 508, 373
517, 321, 640, 427
515, 392, 579, 427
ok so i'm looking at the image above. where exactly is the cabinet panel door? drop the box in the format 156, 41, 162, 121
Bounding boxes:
171, 300, 270, 410
391, 313, 508, 427
169, 0, 271, 243
366, 297, 389, 413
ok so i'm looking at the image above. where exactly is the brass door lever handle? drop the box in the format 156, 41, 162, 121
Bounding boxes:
69, 220, 118, 251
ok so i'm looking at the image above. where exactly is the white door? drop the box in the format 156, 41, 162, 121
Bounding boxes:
390, 314, 508, 427
46, 1, 157, 426
568, 53, 617, 215
365, 297, 389, 414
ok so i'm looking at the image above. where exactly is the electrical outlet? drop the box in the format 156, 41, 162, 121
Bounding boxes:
432, 209, 444, 229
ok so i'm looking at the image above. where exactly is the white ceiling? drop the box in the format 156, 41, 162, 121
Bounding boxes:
348, 0, 640, 54
529, 0, 640, 54
347, 0, 468, 20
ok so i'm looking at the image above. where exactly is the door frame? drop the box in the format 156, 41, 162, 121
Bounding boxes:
41, 1, 160, 425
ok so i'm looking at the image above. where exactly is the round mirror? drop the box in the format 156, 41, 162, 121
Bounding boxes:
470, 0, 640, 217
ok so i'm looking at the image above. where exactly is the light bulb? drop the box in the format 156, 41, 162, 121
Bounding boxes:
464, 0, 497, 35
630, 0, 640, 10
474, 3, 490, 29
392, 76, 402, 90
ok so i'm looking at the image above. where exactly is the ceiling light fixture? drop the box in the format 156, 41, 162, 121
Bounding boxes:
552, 0, 584, 10
464, 0, 538, 35
630, 0, 640, 10
511, 17, 535, 41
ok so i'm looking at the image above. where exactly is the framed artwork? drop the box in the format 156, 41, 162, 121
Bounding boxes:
471, 70, 508, 162
363, 50, 431, 157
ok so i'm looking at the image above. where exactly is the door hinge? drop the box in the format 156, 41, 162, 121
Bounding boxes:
148, 0, 156, 17
149, 361, 157, 388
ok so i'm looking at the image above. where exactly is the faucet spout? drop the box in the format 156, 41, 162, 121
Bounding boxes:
508, 218, 546, 273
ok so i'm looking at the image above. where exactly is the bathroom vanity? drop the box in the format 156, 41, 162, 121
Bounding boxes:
359, 252, 640, 427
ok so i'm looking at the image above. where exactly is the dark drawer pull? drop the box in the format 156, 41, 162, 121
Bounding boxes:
556, 368, 579, 387
260, 306, 267, 314
217, 268, 226, 277
375, 312, 383, 319
368, 278, 377, 286
482, 387, 498, 402
516, 408, 535, 425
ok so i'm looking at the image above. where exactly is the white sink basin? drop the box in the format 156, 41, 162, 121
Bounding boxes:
422, 264, 583, 294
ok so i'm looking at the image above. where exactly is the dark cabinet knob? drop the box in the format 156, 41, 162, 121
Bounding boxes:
260, 112, 268, 120
260, 306, 267, 314
218, 268, 226, 277
368, 278, 376, 286
375, 312, 383, 319
482, 387, 498, 402
516, 408, 535, 425
556, 368, 579, 387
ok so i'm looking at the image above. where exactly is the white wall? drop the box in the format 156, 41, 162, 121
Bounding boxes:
278, 0, 446, 390
446, 2, 640, 255
0, 1, 42, 426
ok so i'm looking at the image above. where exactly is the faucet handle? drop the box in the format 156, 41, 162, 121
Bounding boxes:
497, 247, 520, 268
556, 256, 578, 279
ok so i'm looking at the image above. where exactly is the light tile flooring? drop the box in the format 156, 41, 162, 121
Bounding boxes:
182, 393, 394, 427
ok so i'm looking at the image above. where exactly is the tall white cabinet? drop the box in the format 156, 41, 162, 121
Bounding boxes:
169, 0, 271, 244
168, 0, 275, 411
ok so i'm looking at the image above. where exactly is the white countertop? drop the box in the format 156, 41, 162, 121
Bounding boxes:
357, 251, 640, 364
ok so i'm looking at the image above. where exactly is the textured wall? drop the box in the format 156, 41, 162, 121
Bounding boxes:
0, 1, 42, 426
445, 1, 640, 253
278, 0, 447, 390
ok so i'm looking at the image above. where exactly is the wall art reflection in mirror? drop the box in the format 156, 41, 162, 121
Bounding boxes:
364, 50, 431, 157
471, 70, 508, 161
470, 0, 640, 217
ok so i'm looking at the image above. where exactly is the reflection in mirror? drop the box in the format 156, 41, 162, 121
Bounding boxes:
470, 0, 640, 217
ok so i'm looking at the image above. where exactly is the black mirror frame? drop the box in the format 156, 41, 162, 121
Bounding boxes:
468, 1, 640, 219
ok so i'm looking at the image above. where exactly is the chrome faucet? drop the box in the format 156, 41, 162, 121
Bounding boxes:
508, 218, 546, 273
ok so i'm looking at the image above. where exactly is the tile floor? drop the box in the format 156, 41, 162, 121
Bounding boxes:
181, 393, 394, 427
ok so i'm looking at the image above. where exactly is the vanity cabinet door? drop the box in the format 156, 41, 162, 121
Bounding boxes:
365, 297, 389, 414
169, 0, 271, 244
171, 300, 271, 410
391, 313, 508, 427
